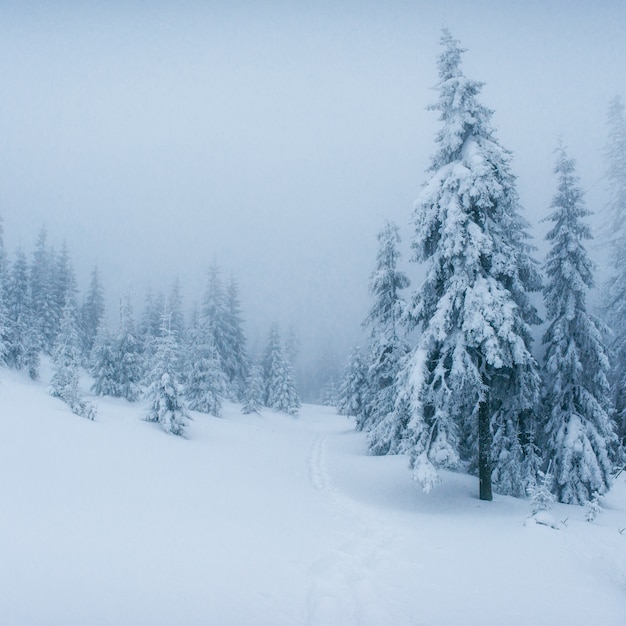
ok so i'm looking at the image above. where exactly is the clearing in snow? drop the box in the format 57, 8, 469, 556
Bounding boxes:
1, 367, 625, 625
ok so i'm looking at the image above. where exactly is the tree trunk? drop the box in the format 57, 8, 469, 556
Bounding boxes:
478, 397, 493, 501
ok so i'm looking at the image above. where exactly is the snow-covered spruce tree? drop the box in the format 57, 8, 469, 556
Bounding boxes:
139, 290, 165, 365
320, 378, 338, 407
30, 226, 56, 354
140, 290, 164, 341
162, 278, 187, 380
0, 216, 9, 367
602, 96, 626, 443
53, 241, 78, 322
0, 282, 10, 370
360, 220, 411, 455
111, 292, 143, 401
200, 266, 249, 400
222, 275, 249, 401
336, 345, 369, 420
262, 324, 301, 415
528, 468, 555, 516
50, 303, 96, 420
284, 326, 300, 367
80, 265, 105, 358
5, 248, 39, 377
0, 214, 6, 275
166, 278, 186, 345
185, 313, 227, 417
90, 324, 118, 397
542, 144, 618, 504
241, 362, 264, 415
202, 265, 228, 357
404, 31, 542, 500
144, 312, 190, 436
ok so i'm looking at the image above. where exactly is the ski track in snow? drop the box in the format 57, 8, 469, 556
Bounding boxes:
3, 372, 625, 626
306, 434, 410, 626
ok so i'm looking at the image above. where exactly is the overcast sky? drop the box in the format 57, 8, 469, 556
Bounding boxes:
0, 1, 625, 369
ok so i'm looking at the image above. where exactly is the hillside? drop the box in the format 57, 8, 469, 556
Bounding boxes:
1, 367, 625, 626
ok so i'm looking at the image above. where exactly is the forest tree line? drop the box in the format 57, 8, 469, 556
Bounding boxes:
0, 225, 301, 432
336, 31, 626, 506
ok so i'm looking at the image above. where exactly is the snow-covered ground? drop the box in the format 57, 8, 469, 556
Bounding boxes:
1, 367, 625, 626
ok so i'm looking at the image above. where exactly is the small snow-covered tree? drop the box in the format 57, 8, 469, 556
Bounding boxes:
585, 494, 601, 522
528, 469, 555, 516
263, 324, 301, 415
404, 31, 542, 499
542, 144, 618, 504
602, 96, 626, 443
50, 303, 96, 420
241, 362, 264, 414
144, 313, 189, 436
320, 378, 338, 407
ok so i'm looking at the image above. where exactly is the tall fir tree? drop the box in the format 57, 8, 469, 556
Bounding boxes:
185, 311, 227, 417
222, 275, 249, 401
80, 265, 105, 358
241, 362, 264, 415
30, 226, 56, 354
361, 220, 411, 455
53, 241, 78, 319
50, 302, 96, 420
404, 31, 542, 499
89, 324, 118, 397
542, 144, 618, 504
5, 248, 38, 376
284, 326, 300, 367
602, 96, 626, 443
262, 324, 301, 415
111, 291, 143, 401
0, 301, 8, 370
144, 311, 189, 436
166, 278, 185, 345
201, 265, 231, 382
0, 215, 9, 366
0, 214, 6, 277
139, 289, 165, 366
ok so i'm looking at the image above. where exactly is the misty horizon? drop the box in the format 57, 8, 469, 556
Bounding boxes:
1, 1, 624, 383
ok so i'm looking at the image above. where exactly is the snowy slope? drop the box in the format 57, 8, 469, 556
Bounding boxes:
1, 368, 625, 626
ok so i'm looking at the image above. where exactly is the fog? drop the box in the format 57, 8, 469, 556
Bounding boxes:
0, 1, 625, 387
